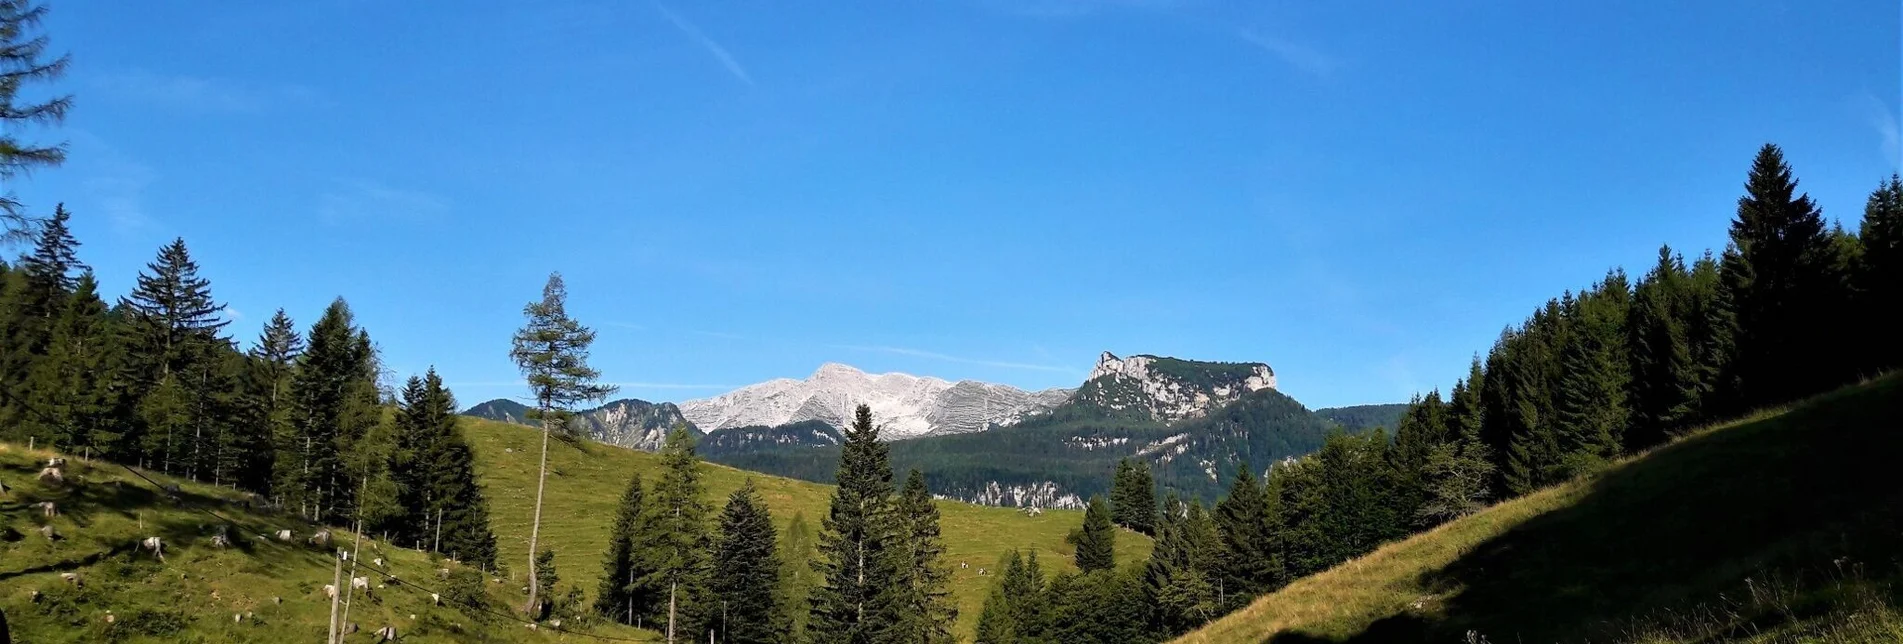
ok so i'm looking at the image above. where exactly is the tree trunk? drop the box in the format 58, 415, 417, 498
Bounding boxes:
326, 551, 343, 644
525, 408, 553, 617
668, 582, 678, 644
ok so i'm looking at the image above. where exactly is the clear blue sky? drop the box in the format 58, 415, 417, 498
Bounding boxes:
13, 0, 1900, 409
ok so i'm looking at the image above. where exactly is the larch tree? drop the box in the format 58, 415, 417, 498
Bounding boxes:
509, 272, 616, 618
0, 0, 70, 246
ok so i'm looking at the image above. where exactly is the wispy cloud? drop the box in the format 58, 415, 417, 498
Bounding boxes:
831, 344, 1076, 373
1238, 30, 1340, 78
1863, 92, 1901, 170
317, 179, 450, 225
654, 3, 754, 86
93, 70, 320, 113
981, 0, 1187, 19
447, 380, 733, 390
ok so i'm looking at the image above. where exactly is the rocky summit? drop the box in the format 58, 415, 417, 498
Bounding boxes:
677, 362, 1072, 440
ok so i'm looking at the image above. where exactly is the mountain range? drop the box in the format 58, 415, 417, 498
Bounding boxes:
464, 351, 1394, 507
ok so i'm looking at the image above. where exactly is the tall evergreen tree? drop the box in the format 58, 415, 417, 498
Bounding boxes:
425, 375, 497, 569
248, 309, 303, 496
976, 549, 1050, 644
639, 428, 712, 640
1109, 459, 1136, 529
1145, 496, 1219, 634
1720, 144, 1848, 404
596, 472, 651, 626
22, 272, 111, 453
777, 512, 821, 642
283, 299, 379, 522
1212, 466, 1276, 602
510, 272, 617, 618
1069, 495, 1115, 574
809, 404, 897, 644
121, 238, 229, 382
1553, 273, 1631, 477
0, 0, 70, 244
18, 203, 80, 319
711, 480, 782, 644
877, 469, 957, 643
1627, 247, 1700, 447
1859, 174, 1903, 372
1116, 459, 1156, 535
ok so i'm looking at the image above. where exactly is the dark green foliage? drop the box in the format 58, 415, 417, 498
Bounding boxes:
876, 470, 957, 642
637, 428, 713, 636
777, 511, 820, 642
1212, 466, 1278, 601
280, 299, 379, 523
1069, 495, 1115, 573
378, 370, 496, 566
1110, 458, 1157, 534
1145, 496, 1221, 634
1859, 175, 1903, 372
1553, 272, 1631, 477
711, 480, 783, 644
1720, 144, 1851, 405
809, 404, 897, 644
595, 472, 651, 625
532, 548, 559, 620
0, 0, 70, 238
976, 549, 1051, 644
1314, 404, 1410, 432
1045, 569, 1151, 644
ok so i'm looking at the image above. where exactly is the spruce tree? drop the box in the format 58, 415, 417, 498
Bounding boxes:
1860, 174, 1903, 372
1124, 460, 1156, 535
1212, 465, 1276, 601
639, 428, 712, 639
284, 299, 379, 522
1720, 144, 1847, 404
877, 469, 957, 643
710, 480, 783, 644
248, 309, 303, 496
510, 272, 616, 617
1109, 459, 1135, 529
18, 203, 80, 320
596, 472, 650, 625
1627, 247, 1700, 447
809, 404, 897, 644
1069, 495, 1115, 574
121, 238, 230, 381
533, 549, 560, 620
777, 512, 820, 642
1145, 496, 1218, 634
0, 0, 70, 244
976, 549, 1049, 644
23, 272, 110, 453
426, 374, 497, 569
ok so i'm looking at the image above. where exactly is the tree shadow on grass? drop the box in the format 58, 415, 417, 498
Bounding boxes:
1267, 377, 1903, 644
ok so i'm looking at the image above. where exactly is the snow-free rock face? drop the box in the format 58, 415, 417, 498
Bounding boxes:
1074, 352, 1276, 424
679, 363, 1072, 440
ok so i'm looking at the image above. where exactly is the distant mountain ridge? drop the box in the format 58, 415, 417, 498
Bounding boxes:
677, 362, 1072, 440
461, 397, 698, 451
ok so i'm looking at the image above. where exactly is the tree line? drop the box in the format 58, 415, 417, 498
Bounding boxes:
970, 146, 1903, 643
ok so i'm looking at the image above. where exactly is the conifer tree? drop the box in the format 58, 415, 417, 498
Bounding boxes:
424, 374, 496, 568
1553, 274, 1631, 477
1145, 496, 1219, 633
1109, 459, 1135, 528
1212, 466, 1276, 601
710, 480, 783, 644
1069, 495, 1115, 574
121, 238, 230, 381
1417, 370, 1494, 525
809, 404, 897, 644
1720, 144, 1848, 404
18, 203, 80, 320
533, 548, 561, 620
1111, 459, 1156, 535
777, 512, 820, 642
1627, 247, 1700, 447
1860, 174, 1903, 371
24, 272, 110, 453
0, 0, 70, 244
510, 272, 616, 617
877, 469, 957, 643
596, 472, 651, 625
639, 428, 712, 639
284, 299, 379, 522
976, 549, 1049, 644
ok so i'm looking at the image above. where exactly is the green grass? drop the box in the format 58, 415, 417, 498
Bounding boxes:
1176, 374, 1903, 644
466, 416, 1153, 639
1, 416, 1149, 642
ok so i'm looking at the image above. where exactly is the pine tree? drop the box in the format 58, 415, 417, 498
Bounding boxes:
425, 374, 497, 569
510, 272, 617, 617
877, 469, 957, 643
1627, 247, 1700, 447
809, 404, 897, 644
1212, 465, 1276, 602
639, 428, 712, 639
1387, 391, 1447, 526
23, 272, 110, 453
1145, 495, 1218, 634
18, 203, 80, 320
710, 480, 783, 644
1720, 144, 1848, 404
596, 472, 650, 625
976, 549, 1049, 644
0, 0, 70, 244
1120, 460, 1156, 535
121, 238, 230, 381
1109, 459, 1135, 529
533, 549, 560, 620
1069, 495, 1115, 574
1859, 174, 1903, 372
1046, 568, 1149, 644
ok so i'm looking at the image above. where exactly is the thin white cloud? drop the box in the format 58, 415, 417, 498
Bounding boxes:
93, 70, 320, 114
317, 179, 449, 225
1238, 30, 1340, 78
981, 0, 1187, 18
1864, 92, 1901, 170
832, 344, 1076, 373
654, 3, 755, 86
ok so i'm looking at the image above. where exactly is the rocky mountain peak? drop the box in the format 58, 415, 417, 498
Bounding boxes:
1076, 352, 1277, 424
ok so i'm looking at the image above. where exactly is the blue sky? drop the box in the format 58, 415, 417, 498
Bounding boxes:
12, 0, 1900, 409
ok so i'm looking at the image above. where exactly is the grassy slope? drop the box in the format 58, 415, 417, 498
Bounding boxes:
1, 417, 1149, 642
1177, 374, 1903, 644
467, 416, 1153, 639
